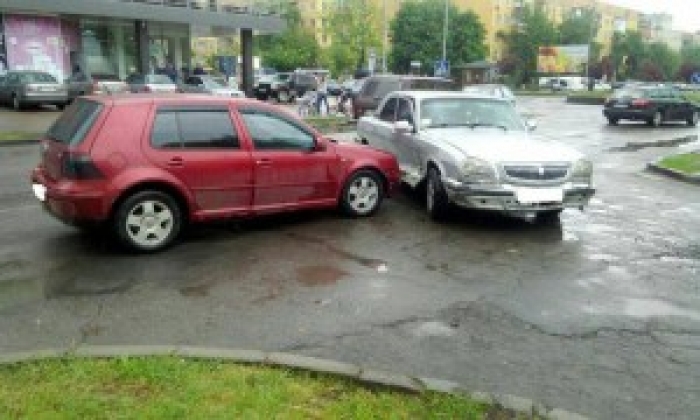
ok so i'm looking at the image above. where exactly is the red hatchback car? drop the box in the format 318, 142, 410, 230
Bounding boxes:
31, 95, 400, 252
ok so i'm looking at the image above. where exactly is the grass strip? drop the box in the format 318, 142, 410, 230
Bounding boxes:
0, 131, 41, 142
658, 152, 700, 175
0, 356, 505, 419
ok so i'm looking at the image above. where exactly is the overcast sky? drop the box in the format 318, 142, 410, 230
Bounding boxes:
603, 0, 698, 32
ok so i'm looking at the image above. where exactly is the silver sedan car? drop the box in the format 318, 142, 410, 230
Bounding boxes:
0, 71, 68, 110
357, 91, 595, 222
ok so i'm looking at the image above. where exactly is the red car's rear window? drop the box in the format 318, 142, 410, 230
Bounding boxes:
45, 99, 103, 146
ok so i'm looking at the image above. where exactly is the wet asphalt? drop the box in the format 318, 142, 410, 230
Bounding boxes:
1, 98, 699, 419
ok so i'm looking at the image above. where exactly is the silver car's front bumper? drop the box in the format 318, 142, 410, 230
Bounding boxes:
443, 178, 595, 212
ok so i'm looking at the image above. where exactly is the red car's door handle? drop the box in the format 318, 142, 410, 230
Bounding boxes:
256, 158, 273, 166
167, 157, 184, 167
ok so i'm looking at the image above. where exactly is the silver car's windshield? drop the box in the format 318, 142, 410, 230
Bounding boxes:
420, 98, 524, 131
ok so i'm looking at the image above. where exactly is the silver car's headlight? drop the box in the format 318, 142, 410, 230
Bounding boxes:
571, 159, 593, 181
462, 157, 497, 183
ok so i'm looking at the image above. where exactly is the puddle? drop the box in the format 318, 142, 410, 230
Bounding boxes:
624, 298, 700, 321
585, 253, 621, 262
296, 265, 347, 287
180, 283, 212, 297
608, 135, 697, 152
286, 233, 387, 269
412, 321, 455, 337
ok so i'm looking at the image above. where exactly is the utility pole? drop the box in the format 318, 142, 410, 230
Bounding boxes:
382, 0, 387, 72
442, 0, 449, 62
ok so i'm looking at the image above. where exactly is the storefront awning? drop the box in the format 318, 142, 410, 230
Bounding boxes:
2, 0, 286, 33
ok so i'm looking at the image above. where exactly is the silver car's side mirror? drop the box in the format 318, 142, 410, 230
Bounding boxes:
394, 120, 413, 133
525, 119, 538, 132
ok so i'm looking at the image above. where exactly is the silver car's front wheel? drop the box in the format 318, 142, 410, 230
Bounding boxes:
426, 168, 449, 221
114, 191, 182, 252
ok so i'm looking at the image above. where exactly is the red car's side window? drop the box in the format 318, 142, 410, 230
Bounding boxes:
239, 110, 315, 151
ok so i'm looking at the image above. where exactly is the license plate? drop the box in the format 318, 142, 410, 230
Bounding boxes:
516, 187, 563, 204
32, 183, 47, 202
41, 87, 56, 92
614, 104, 627, 108
259, 88, 267, 92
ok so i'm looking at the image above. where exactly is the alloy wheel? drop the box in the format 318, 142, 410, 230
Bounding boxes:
125, 199, 175, 249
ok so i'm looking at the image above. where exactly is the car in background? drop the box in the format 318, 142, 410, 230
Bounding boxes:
180, 75, 244, 97
603, 85, 699, 127
31, 95, 400, 252
125, 73, 179, 93
276, 71, 318, 103
463, 84, 516, 105
353, 74, 456, 119
66, 73, 129, 101
253, 74, 276, 100
327, 79, 343, 96
356, 91, 595, 222
0, 70, 68, 110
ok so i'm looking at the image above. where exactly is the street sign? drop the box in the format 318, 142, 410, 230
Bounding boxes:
434, 59, 449, 77
691, 72, 700, 84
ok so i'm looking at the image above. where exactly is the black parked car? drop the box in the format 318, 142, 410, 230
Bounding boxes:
352, 74, 457, 119
603, 85, 699, 127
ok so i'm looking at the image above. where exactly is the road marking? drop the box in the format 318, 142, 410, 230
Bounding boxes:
0, 203, 40, 214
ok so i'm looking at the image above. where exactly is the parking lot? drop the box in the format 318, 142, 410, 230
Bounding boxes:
1, 97, 699, 419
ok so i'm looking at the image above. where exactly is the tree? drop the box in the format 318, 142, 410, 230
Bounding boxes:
559, 9, 598, 46
499, 4, 559, 85
610, 30, 645, 80
324, 0, 383, 75
641, 42, 679, 81
389, 1, 486, 75
256, 3, 321, 70
677, 43, 700, 81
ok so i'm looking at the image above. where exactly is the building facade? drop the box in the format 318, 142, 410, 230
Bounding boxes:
0, 0, 284, 87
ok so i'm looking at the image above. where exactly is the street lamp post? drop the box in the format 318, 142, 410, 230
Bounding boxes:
442, 0, 449, 62
382, 0, 387, 72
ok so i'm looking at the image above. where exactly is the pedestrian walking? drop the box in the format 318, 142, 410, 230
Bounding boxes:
316, 75, 329, 116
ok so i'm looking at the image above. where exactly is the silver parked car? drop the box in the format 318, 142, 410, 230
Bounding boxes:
0, 70, 68, 110
125, 73, 178, 93
356, 91, 595, 222
463, 84, 516, 105
65, 73, 129, 101
179, 75, 244, 97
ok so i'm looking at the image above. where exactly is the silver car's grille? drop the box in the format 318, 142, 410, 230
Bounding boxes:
502, 164, 570, 181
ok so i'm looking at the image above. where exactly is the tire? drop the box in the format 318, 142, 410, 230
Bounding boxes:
56, 103, 66, 111
607, 117, 619, 126
340, 170, 384, 217
12, 94, 22, 111
426, 168, 450, 221
536, 209, 563, 224
648, 110, 662, 127
688, 110, 699, 127
113, 190, 182, 252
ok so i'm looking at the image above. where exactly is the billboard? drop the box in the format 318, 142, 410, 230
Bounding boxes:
4, 15, 67, 81
537, 45, 590, 75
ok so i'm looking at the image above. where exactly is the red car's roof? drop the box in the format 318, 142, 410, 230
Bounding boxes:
85, 94, 259, 107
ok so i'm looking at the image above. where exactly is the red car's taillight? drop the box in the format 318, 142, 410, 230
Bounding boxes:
62, 152, 103, 180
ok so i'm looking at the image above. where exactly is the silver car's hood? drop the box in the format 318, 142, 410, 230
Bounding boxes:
422, 128, 583, 163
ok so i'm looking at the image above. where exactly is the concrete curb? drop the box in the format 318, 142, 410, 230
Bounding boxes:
0, 345, 592, 419
565, 96, 606, 105
647, 160, 700, 185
